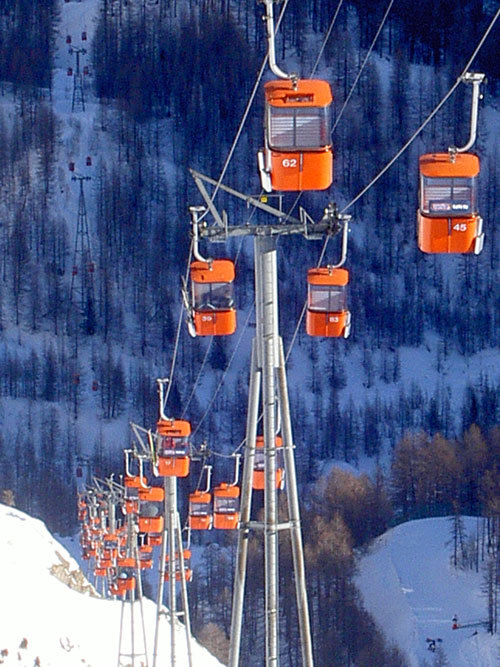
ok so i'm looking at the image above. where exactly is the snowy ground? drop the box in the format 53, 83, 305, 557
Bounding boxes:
0, 503, 222, 667
356, 517, 499, 666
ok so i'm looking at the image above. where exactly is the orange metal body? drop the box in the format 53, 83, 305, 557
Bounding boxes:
190, 259, 235, 284
417, 213, 480, 253
117, 557, 137, 568
138, 516, 164, 534
306, 267, 350, 338
213, 483, 240, 530
124, 499, 139, 515
157, 419, 191, 437
138, 486, 164, 502
262, 79, 333, 192
269, 149, 332, 192
124, 475, 148, 488
157, 456, 190, 477
306, 310, 350, 337
418, 153, 482, 254
188, 491, 212, 530
252, 436, 284, 490
193, 310, 237, 336
94, 567, 108, 577
190, 260, 236, 336
148, 534, 163, 546
419, 152, 479, 178
110, 577, 135, 596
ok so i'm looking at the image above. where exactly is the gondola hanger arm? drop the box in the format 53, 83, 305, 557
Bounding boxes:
449, 72, 485, 155
260, 0, 297, 82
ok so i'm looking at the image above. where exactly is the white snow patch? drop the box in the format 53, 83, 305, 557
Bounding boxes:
0, 503, 222, 666
356, 517, 498, 667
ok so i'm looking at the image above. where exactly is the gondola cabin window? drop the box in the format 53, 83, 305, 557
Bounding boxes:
214, 495, 238, 514
308, 282, 347, 313
190, 497, 211, 516
158, 435, 188, 456
268, 106, 331, 150
193, 280, 234, 312
420, 177, 476, 216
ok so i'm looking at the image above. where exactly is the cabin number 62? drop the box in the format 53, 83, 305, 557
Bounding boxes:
282, 158, 297, 168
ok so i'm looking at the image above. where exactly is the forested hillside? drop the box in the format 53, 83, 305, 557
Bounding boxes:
0, 0, 498, 663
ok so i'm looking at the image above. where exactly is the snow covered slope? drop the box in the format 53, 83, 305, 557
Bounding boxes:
0, 503, 222, 667
356, 517, 498, 666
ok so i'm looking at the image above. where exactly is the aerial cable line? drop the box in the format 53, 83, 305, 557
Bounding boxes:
191, 303, 255, 439
285, 0, 393, 361
340, 3, 500, 213
196, 0, 292, 224
199, 190, 303, 457
332, 0, 395, 132
162, 241, 194, 412
176, 3, 295, 420
284, 3, 500, 358
180, 198, 259, 418
273, 0, 347, 223
181, 0, 392, 440
181, 338, 214, 419
285, 236, 330, 363
309, 0, 345, 78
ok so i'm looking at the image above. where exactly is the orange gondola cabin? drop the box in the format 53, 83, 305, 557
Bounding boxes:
190, 260, 236, 336
110, 571, 136, 597
189, 490, 212, 530
138, 485, 164, 503
137, 512, 164, 534
258, 79, 333, 192
213, 483, 240, 530
253, 436, 284, 490
124, 474, 147, 489
306, 267, 351, 338
156, 419, 191, 477
418, 153, 484, 254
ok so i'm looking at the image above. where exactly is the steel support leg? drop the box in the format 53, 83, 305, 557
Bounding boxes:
167, 476, 177, 666
229, 340, 261, 667
277, 339, 314, 667
176, 515, 193, 667
256, 236, 279, 666
153, 478, 169, 667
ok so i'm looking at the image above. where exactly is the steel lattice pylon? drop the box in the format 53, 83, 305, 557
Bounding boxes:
131, 381, 194, 667
116, 516, 149, 667
151, 475, 193, 667
228, 236, 313, 667
187, 172, 349, 666
69, 46, 87, 112
69, 174, 96, 328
